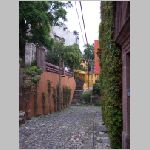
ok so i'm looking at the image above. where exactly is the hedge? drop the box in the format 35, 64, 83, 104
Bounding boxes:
99, 1, 122, 148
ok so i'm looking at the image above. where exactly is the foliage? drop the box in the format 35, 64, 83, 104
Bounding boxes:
83, 44, 94, 71
42, 92, 46, 114
93, 80, 101, 95
31, 60, 37, 66
24, 65, 42, 76
47, 80, 51, 93
83, 44, 94, 60
73, 30, 79, 36
45, 41, 65, 66
52, 88, 57, 111
78, 64, 87, 71
63, 86, 71, 106
99, 1, 122, 148
19, 1, 72, 61
46, 42, 82, 70
63, 44, 82, 69
94, 99, 101, 106
81, 91, 91, 104
23, 65, 43, 85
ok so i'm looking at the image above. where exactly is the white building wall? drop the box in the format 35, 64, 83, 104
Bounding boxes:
50, 25, 79, 46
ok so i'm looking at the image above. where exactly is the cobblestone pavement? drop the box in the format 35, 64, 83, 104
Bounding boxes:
19, 106, 111, 149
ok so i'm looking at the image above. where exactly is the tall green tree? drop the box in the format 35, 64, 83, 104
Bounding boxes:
46, 41, 65, 66
99, 1, 122, 148
83, 44, 94, 60
46, 42, 82, 70
19, 1, 72, 63
83, 44, 94, 71
64, 44, 82, 70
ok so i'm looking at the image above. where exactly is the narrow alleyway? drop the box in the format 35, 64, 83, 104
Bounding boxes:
19, 106, 110, 149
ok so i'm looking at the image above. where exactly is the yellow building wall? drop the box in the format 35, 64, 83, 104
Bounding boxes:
83, 73, 99, 91
74, 70, 100, 91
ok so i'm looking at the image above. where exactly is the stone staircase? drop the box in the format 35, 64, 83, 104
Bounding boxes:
71, 90, 83, 105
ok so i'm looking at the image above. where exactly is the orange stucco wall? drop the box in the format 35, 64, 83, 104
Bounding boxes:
94, 40, 100, 74
21, 71, 76, 118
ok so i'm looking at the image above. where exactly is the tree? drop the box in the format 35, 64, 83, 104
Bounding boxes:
83, 44, 94, 60
73, 30, 79, 36
46, 41, 65, 66
83, 44, 94, 71
63, 44, 82, 70
46, 42, 82, 70
19, 1, 72, 63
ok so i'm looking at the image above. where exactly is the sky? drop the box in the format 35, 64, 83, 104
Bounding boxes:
64, 1, 101, 53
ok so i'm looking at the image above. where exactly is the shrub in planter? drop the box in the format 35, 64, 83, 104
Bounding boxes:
23, 65, 43, 85
24, 65, 42, 76
63, 86, 71, 107
93, 80, 101, 96
81, 91, 91, 104
94, 99, 101, 106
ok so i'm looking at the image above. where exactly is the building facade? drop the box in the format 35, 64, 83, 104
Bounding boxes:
50, 24, 79, 46
113, 1, 130, 149
75, 40, 101, 91
94, 40, 101, 75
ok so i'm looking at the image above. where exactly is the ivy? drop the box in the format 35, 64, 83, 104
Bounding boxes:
63, 86, 71, 107
99, 1, 122, 148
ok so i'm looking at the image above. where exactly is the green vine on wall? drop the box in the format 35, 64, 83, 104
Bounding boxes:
42, 92, 46, 114
23, 65, 43, 90
47, 80, 52, 113
52, 88, 57, 112
63, 86, 71, 108
99, 1, 122, 148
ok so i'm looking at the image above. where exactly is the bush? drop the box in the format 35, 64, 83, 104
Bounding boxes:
24, 65, 43, 76
81, 91, 91, 104
23, 65, 43, 85
63, 86, 71, 106
93, 80, 101, 95
31, 60, 37, 66
99, 1, 122, 148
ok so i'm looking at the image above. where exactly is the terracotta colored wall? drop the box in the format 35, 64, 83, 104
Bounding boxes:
22, 71, 76, 118
94, 40, 100, 74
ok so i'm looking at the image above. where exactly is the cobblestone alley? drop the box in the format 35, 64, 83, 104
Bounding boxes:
19, 106, 110, 149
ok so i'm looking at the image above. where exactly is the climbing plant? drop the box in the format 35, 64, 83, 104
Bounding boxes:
23, 65, 42, 85
42, 92, 46, 114
63, 86, 71, 107
47, 80, 52, 113
99, 1, 122, 148
52, 88, 57, 112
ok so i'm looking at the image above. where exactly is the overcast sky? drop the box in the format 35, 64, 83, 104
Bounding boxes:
64, 1, 101, 53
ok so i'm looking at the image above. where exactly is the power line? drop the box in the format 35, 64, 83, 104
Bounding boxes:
79, 1, 90, 90
79, 1, 88, 45
74, 1, 86, 46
